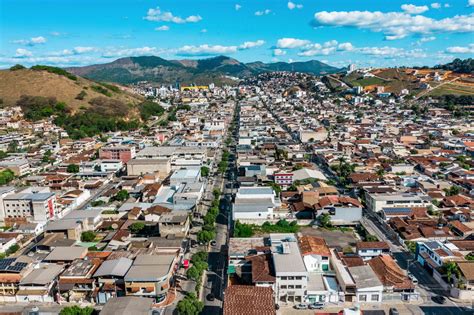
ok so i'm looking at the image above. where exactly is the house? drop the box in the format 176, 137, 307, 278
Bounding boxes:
223, 285, 276, 315
365, 192, 431, 213
58, 258, 101, 302
348, 265, 384, 303
298, 236, 331, 273
314, 196, 363, 225
43, 247, 88, 263
356, 242, 390, 261
232, 187, 280, 221
368, 255, 414, 296
100, 296, 154, 315
228, 237, 267, 278
456, 261, 474, 292
17, 263, 64, 303
270, 234, 308, 304
0, 256, 33, 303
158, 213, 190, 238
124, 254, 177, 303
416, 241, 464, 273
94, 257, 133, 304
99, 145, 136, 164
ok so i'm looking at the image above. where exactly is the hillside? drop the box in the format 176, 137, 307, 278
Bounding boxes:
0, 67, 143, 114
66, 55, 340, 85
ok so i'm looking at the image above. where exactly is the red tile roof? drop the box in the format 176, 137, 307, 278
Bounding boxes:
223, 285, 275, 315
368, 255, 414, 291
298, 236, 331, 256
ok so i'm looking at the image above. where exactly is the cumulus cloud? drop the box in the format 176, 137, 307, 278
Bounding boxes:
469, 0, 474, 7
155, 25, 170, 31
73, 46, 95, 54
446, 44, 474, 53
102, 46, 162, 58
255, 9, 271, 16
15, 48, 33, 57
176, 40, 265, 56
144, 7, 202, 24
235, 4, 241, 11
431, 3, 441, 9
13, 36, 47, 46
288, 2, 303, 10
200, 29, 208, 33
338, 42, 355, 51
273, 49, 286, 56
239, 40, 265, 49
401, 4, 429, 14
417, 36, 436, 45
313, 10, 474, 40
276, 38, 311, 49
358, 46, 427, 58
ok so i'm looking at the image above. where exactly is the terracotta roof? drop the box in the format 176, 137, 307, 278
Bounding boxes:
368, 255, 414, 291
341, 255, 364, 267
450, 240, 474, 251
224, 285, 275, 315
245, 253, 275, 284
298, 236, 331, 256
450, 220, 472, 234
457, 261, 474, 281
356, 241, 390, 250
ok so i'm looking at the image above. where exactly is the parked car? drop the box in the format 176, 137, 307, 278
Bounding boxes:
389, 308, 400, 315
408, 273, 418, 284
308, 303, 324, 309
294, 304, 308, 310
432, 295, 446, 304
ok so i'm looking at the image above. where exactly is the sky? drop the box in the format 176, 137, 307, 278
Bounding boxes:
0, 0, 473, 69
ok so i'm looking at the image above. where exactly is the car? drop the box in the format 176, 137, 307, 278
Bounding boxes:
206, 293, 215, 301
408, 273, 418, 284
432, 295, 446, 304
210, 240, 217, 246
389, 308, 400, 315
294, 304, 308, 310
308, 303, 324, 310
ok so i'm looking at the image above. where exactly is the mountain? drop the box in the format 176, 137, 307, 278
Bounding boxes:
0, 66, 143, 114
434, 58, 474, 74
66, 55, 340, 85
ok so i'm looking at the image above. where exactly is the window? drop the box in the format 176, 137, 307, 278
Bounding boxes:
359, 295, 367, 302
280, 285, 287, 289
288, 285, 294, 289
322, 264, 329, 271
295, 285, 302, 289
281, 277, 287, 280
371, 294, 379, 301
288, 276, 294, 280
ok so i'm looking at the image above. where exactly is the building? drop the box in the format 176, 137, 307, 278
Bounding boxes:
314, 196, 362, 225
99, 146, 136, 164
233, 187, 280, 221
158, 213, 190, 237
100, 296, 154, 315
365, 192, 431, 213
2, 187, 56, 224
17, 263, 64, 303
0, 159, 30, 177
223, 285, 275, 315
356, 242, 390, 261
124, 254, 177, 303
348, 265, 384, 303
298, 236, 331, 273
126, 158, 171, 177
270, 234, 308, 304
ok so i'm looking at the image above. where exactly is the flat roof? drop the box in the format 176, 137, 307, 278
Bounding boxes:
271, 241, 307, 275
348, 265, 383, 289
20, 264, 64, 285
45, 247, 87, 261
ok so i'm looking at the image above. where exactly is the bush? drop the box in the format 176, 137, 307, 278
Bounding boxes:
129, 222, 145, 234
234, 221, 253, 237
200, 166, 210, 177
16, 95, 68, 121
112, 189, 129, 202
10, 64, 25, 71
91, 85, 112, 97
81, 231, 96, 242
31, 65, 77, 81
67, 164, 79, 173
0, 169, 15, 185
139, 101, 165, 120
75, 90, 87, 100
176, 292, 204, 315
59, 306, 94, 315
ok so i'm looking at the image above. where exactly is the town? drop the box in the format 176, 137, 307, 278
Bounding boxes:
0, 61, 472, 315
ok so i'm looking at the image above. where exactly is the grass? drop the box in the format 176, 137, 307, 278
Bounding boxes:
351, 77, 387, 87
427, 83, 474, 96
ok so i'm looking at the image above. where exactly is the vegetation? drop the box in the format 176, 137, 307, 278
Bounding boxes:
405, 240, 417, 254
176, 292, 204, 315
91, 200, 106, 207
138, 100, 165, 120
81, 231, 96, 242
9, 64, 25, 71
91, 85, 112, 97
444, 185, 461, 196
234, 219, 299, 237
330, 157, 356, 186
0, 169, 15, 185
0, 151, 7, 159
31, 65, 77, 81
75, 90, 87, 100
67, 164, 80, 173
59, 306, 94, 315
16, 95, 68, 121
319, 213, 332, 228
128, 222, 145, 234
112, 189, 129, 202
435, 58, 474, 74
200, 166, 210, 177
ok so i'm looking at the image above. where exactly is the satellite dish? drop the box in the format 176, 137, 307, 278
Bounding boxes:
111, 223, 118, 229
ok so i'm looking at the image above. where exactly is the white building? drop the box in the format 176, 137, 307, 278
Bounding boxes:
232, 187, 280, 220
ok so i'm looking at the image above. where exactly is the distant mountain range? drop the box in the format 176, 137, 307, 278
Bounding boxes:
66, 55, 341, 85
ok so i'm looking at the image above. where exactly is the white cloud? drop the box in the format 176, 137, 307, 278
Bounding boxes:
176, 40, 265, 56
431, 3, 441, 9
235, 4, 241, 11
358, 46, 427, 58
276, 38, 311, 49
298, 47, 336, 56
469, 0, 474, 7
102, 46, 162, 58
155, 25, 170, 31
13, 36, 47, 46
73, 46, 95, 54
445, 3, 450, 7
15, 48, 33, 58
313, 10, 474, 40
273, 49, 286, 56
288, 2, 303, 10
255, 9, 271, 16
417, 36, 436, 44
338, 42, 355, 51
239, 40, 265, 49
144, 7, 202, 24
200, 29, 208, 33
50, 31, 61, 36
401, 4, 429, 14
446, 44, 474, 53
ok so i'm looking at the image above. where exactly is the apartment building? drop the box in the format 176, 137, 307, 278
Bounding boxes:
1, 187, 56, 224
99, 146, 136, 164
365, 192, 431, 213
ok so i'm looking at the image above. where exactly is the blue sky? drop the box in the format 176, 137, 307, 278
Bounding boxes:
0, 0, 472, 68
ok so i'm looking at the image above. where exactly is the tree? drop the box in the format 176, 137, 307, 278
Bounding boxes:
444, 185, 460, 196
0, 151, 8, 159
176, 292, 204, 315
319, 213, 332, 228
444, 262, 460, 284
186, 266, 200, 281
81, 231, 96, 242
234, 221, 253, 237
200, 166, 210, 177
129, 222, 145, 234
405, 241, 417, 254
67, 164, 79, 173
113, 189, 129, 202
197, 229, 215, 243
59, 306, 94, 315
0, 169, 15, 185
9, 64, 25, 71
